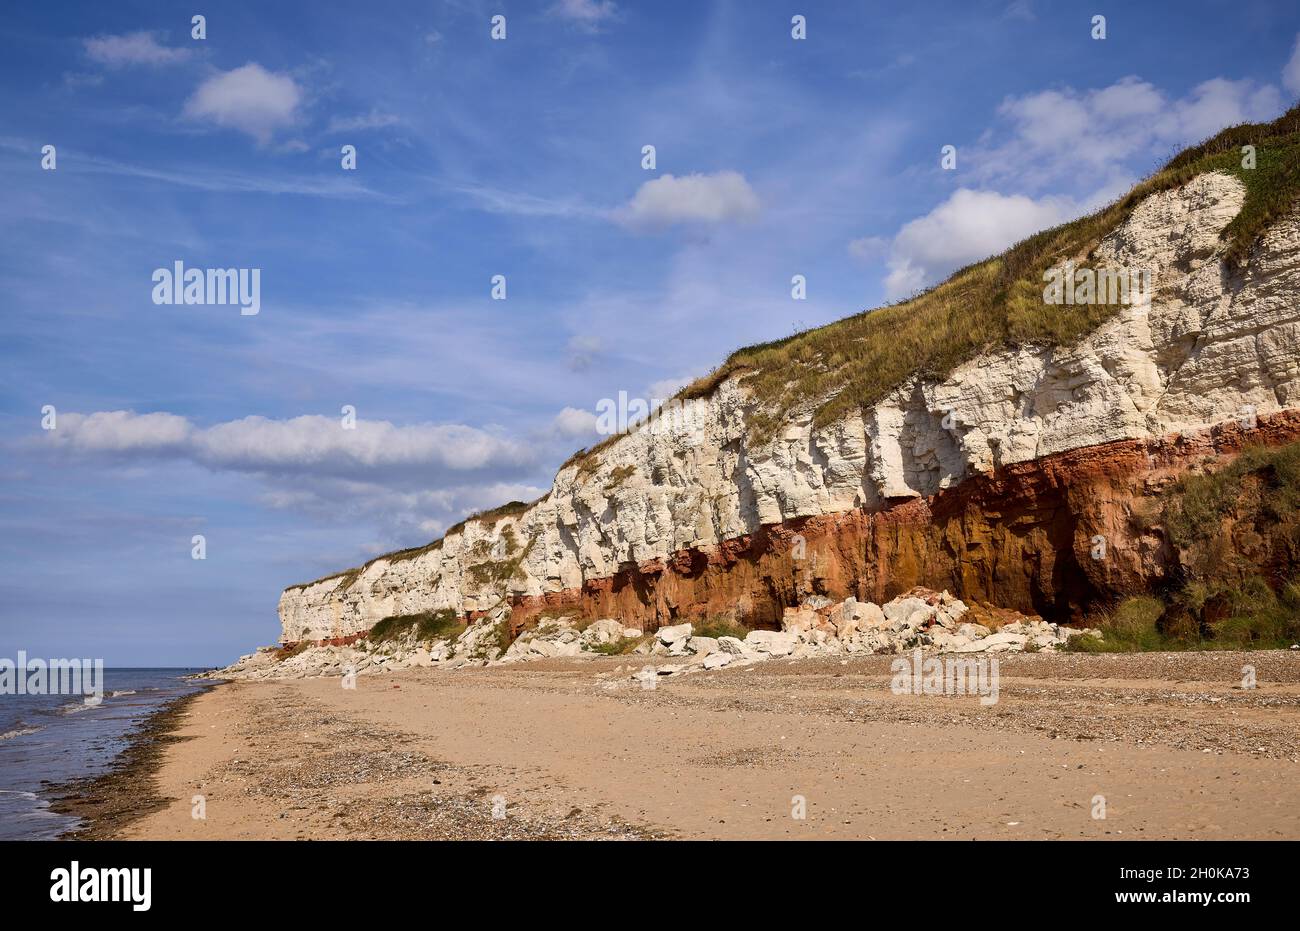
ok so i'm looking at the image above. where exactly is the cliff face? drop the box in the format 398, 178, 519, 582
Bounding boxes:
279, 171, 1300, 644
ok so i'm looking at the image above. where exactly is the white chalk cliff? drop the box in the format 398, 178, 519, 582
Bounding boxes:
279, 171, 1300, 643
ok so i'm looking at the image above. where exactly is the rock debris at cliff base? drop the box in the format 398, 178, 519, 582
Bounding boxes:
212, 587, 1099, 682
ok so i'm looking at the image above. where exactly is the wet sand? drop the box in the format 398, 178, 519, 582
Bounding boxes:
46, 685, 215, 839
76, 650, 1300, 840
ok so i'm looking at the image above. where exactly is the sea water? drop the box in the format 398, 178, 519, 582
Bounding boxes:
0, 668, 210, 839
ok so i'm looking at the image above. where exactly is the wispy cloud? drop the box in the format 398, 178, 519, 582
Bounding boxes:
549, 0, 620, 32
0, 137, 392, 199
84, 31, 192, 68
327, 109, 403, 133
445, 181, 606, 219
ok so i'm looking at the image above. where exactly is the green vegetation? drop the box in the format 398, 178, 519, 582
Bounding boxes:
1067, 583, 1300, 653
1071, 439, 1300, 652
669, 104, 1300, 445
368, 609, 464, 644
467, 618, 514, 660
274, 640, 313, 661
285, 501, 531, 592
586, 634, 647, 656
467, 532, 536, 587
605, 464, 636, 490
1162, 442, 1300, 564
1065, 597, 1167, 652
691, 617, 751, 640
442, 500, 529, 539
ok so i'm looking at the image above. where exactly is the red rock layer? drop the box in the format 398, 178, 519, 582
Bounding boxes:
509, 410, 1300, 634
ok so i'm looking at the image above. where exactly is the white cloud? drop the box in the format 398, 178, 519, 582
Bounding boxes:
42, 410, 193, 453
647, 374, 695, 399
183, 63, 303, 144
550, 0, 619, 31
449, 182, 602, 219
847, 235, 889, 263
41, 411, 535, 480
616, 171, 761, 229
84, 32, 192, 68
1002, 0, 1035, 21
980, 75, 1284, 189
327, 109, 402, 133
882, 189, 1081, 299
876, 59, 1296, 299
30, 411, 560, 550
551, 406, 600, 438
1164, 78, 1284, 143
566, 333, 604, 371
1285, 34, 1300, 95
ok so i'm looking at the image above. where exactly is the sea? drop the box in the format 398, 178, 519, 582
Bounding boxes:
0, 668, 212, 839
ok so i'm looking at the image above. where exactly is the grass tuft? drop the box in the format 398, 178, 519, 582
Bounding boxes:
690, 617, 751, 640
369, 609, 464, 644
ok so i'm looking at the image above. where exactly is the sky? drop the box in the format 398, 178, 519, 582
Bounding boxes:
1, 0, 1298, 665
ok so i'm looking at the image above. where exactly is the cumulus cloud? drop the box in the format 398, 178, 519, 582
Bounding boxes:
871, 59, 1295, 299
1283, 34, 1300, 96
979, 75, 1283, 189
616, 171, 761, 229
84, 32, 192, 68
847, 235, 889, 263
29, 411, 566, 551
646, 374, 695, 399
551, 406, 600, 438
881, 189, 1081, 299
39, 411, 535, 482
183, 63, 303, 144
1166, 77, 1285, 143
550, 0, 619, 31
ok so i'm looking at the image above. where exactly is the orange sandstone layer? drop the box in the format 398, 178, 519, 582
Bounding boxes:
507, 410, 1300, 633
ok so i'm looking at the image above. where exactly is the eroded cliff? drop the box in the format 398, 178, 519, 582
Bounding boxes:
279, 145, 1300, 644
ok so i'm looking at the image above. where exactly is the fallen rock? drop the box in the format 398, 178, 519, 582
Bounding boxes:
744, 630, 798, 656
656, 622, 693, 645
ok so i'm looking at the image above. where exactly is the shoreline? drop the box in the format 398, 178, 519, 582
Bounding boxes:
45, 681, 220, 840
85, 649, 1300, 841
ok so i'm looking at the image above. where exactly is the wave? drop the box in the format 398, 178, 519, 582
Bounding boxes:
0, 725, 41, 741
58, 699, 98, 715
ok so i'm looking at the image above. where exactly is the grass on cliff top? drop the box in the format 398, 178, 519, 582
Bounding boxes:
672, 103, 1300, 445
285, 500, 531, 591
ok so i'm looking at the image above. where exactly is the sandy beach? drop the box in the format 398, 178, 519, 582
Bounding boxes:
70, 650, 1300, 841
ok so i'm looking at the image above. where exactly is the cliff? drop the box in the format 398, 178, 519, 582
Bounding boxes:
279, 109, 1300, 646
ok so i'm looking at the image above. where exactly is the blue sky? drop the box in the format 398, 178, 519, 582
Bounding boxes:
2, 0, 1298, 665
